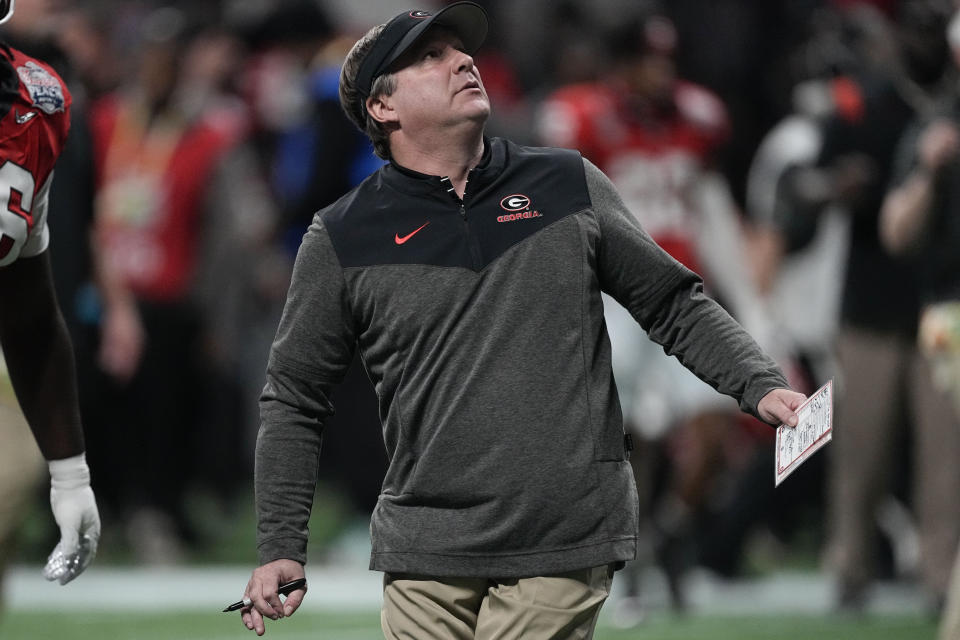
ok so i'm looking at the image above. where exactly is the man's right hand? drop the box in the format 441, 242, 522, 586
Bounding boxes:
241, 558, 307, 636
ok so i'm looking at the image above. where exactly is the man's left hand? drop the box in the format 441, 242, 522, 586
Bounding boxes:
758, 388, 807, 427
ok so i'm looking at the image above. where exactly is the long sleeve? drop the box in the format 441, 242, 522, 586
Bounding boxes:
255, 221, 357, 564
584, 158, 787, 419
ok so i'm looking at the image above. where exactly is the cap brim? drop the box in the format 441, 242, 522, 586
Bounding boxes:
383, 2, 488, 73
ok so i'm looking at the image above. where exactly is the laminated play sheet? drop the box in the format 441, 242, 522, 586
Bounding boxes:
775, 380, 833, 486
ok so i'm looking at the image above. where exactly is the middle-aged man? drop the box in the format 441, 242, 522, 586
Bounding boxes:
239, 3, 805, 638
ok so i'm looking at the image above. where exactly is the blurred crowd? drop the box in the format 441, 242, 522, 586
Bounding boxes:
4, 0, 960, 633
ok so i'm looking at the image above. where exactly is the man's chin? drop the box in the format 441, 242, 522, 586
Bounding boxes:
465, 101, 492, 122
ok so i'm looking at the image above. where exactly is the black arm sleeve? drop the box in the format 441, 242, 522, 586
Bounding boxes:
0, 251, 84, 459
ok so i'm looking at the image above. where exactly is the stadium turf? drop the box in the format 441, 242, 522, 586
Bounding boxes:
0, 610, 937, 640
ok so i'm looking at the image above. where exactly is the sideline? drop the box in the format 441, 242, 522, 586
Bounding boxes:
3, 564, 930, 615
3, 564, 383, 612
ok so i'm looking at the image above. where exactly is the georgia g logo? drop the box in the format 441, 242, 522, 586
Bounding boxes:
497, 193, 542, 223
500, 194, 531, 211
409, 10, 431, 18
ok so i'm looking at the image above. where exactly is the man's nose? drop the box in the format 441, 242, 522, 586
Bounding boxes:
454, 51, 475, 74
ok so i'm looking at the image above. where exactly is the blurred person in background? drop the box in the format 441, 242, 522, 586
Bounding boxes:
239, 3, 804, 637
0, 0, 100, 602
751, 0, 959, 613
711, 2, 913, 594
745, 65, 850, 388
239, 0, 389, 532
662, 1, 815, 210
535, 9, 780, 619
178, 16, 287, 515
879, 4, 960, 625
715, 9, 859, 591
87, 4, 278, 562
54, 5, 121, 103
241, 0, 384, 247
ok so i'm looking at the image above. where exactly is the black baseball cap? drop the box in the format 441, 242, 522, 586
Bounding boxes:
355, 2, 488, 101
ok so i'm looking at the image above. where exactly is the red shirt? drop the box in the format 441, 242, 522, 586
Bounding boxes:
89, 95, 244, 301
537, 80, 729, 274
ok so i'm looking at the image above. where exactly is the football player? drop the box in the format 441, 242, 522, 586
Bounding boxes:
0, 0, 100, 587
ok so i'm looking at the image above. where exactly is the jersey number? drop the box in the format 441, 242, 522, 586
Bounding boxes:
0, 161, 37, 263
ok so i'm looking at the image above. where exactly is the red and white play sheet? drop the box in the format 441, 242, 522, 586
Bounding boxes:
775, 380, 833, 487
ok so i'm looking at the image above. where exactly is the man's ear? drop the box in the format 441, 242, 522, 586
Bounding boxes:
367, 94, 398, 125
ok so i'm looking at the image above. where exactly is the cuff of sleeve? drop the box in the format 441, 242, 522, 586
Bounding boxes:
257, 536, 308, 566
48, 453, 91, 490
740, 374, 789, 424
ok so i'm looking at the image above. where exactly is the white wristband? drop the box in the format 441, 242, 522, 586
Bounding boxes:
48, 453, 91, 491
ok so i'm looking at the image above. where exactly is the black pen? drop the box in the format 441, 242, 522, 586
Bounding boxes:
222, 578, 307, 612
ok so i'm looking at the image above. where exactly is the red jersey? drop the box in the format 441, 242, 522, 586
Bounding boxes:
0, 45, 70, 267
537, 80, 728, 273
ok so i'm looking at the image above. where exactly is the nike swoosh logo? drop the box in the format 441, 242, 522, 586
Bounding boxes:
15, 110, 36, 124
395, 222, 429, 245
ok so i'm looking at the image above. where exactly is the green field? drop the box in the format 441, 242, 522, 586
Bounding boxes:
3, 487, 942, 640
0, 610, 937, 640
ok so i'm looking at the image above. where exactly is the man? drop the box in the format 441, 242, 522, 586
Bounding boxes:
240, 3, 804, 637
880, 7, 960, 628
0, 0, 100, 589
751, 2, 955, 613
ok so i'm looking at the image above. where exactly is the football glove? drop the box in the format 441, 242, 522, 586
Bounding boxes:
43, 453, 100, 585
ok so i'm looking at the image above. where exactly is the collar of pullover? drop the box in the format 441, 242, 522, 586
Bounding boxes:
381, 136, 504, 197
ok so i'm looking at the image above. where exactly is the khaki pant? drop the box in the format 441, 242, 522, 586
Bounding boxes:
827, 327, 960, 599
942, 545, 960, 640
382, 565, 614, 640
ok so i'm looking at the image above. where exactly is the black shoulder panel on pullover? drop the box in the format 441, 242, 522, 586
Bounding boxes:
322, 138, 591, 271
